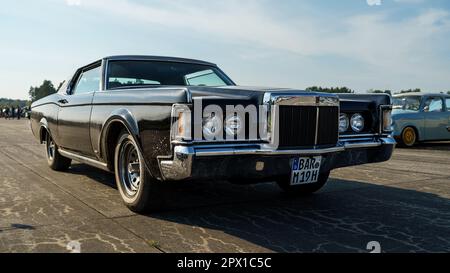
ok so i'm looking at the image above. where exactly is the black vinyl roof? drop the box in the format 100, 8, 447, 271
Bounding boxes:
103, 55, 217, 67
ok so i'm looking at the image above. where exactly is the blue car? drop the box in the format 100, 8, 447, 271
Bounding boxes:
392, 93, 450, 146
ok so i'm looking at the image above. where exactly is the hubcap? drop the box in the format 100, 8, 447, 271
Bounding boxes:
119, 140, 141, 197
403, 128, 415, 145
47, 137, 55, 161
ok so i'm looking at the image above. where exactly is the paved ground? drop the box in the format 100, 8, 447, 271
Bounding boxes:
0, 119, 448, 253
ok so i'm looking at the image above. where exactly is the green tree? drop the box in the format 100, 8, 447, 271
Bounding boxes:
306, 86, 354, 93
399, 88, 421, 94
367, 89, 392, 95
29, 80, 57, 102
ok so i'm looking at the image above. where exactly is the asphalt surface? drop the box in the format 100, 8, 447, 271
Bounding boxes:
0, 119, 449, 253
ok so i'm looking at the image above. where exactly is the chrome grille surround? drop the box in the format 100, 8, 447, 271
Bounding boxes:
262, 92, 340, 150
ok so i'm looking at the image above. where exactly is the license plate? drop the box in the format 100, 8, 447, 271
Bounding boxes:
290, 156, 322, 185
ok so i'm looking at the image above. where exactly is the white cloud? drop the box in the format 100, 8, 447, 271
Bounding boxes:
60, 0, 450, 91
367, 0, 382, 6
66, 0, 81, 6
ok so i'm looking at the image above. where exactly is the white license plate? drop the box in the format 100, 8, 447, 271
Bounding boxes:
290, 156, 322, 185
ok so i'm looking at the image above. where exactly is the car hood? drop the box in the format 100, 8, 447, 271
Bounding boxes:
186, 86, 323, 104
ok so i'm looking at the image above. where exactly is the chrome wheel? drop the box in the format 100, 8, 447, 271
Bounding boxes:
118, 140, 142, 198
47, 136, 55, 161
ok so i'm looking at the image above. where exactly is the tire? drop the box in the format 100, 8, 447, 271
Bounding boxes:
276, 171, 330, 195
46, 132, 71, 171
114, 131, 162, 213
400, 127, 417, 147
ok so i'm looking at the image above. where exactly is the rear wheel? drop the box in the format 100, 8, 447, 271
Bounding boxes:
114, 131, 162, 213
400, 127, 416, 147
276, 171, 330, 195
46, 132, 71, 171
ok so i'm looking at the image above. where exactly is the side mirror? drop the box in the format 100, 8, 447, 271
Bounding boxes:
423, 106, 430, 112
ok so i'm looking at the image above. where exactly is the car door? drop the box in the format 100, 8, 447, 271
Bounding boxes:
57, 64, 101, 156
422, 96, 448, 140
445, 97, 450, 139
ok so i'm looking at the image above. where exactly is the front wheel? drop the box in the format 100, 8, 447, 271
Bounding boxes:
114, 131, 162, 213
46, 133, 71, 171
276, 171, 330, 195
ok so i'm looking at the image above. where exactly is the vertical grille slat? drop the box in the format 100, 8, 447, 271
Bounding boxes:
278, 105, 338, 149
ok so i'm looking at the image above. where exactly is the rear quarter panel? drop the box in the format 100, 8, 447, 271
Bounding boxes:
30, 94, 61, 143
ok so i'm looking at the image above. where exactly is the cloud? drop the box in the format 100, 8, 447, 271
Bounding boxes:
65, 0, 81, 6
75, 1, 449, 64
59, 0, 450, 91
367, 0, 382, 6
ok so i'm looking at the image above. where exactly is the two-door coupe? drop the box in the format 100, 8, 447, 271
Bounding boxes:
30, 56, 395, 212
392, 93, 450, 146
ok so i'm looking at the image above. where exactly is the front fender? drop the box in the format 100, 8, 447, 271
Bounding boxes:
99, 108, 153, 174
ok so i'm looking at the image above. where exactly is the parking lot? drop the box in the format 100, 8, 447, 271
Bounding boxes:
0, 119, 448, 253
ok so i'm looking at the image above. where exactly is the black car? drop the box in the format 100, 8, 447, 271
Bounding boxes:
30, 55, 395, 212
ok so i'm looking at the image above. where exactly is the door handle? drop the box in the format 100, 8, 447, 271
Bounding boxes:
58, 99, 68, 104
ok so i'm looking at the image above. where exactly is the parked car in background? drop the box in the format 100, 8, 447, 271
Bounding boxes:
30, 55, 395, 212
392, 93, 450, 146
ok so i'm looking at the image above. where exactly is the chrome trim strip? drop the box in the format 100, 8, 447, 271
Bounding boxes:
194, 146, 345, 157
339, 133, 377, 138
58, 148, 109, 171
314, 107, 319, 145
268, 92, 339, 107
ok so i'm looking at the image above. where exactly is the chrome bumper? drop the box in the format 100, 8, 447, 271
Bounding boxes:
158, 136, 396, 181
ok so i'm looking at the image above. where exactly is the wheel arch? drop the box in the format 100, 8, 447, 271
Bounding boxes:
401, 124, 421, 142
99, 109, 150, 173
38, 118, 50, 144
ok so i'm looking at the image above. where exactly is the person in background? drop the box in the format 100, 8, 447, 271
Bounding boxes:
17, 107, 21, 120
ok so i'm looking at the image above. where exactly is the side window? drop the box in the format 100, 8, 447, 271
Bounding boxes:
184, 69, 227, 87
446, 98, 450, 111
423, 97, 443, 112
72, 66, 101, 95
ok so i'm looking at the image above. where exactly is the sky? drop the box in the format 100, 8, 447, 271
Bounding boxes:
1, 0, 450, 100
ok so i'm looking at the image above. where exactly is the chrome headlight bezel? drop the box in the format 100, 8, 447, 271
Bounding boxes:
202, 113, 223, 140
380, 105, 393, 133
339, 113, 349, 133
224, 114, 243, 138
170, 104, 192, 141
350, 113, 365, 133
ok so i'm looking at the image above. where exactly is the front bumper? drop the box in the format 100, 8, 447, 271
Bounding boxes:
158, 136, 396, 182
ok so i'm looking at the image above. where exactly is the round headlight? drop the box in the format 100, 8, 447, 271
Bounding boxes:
339, 113, 349, 133
350, 113, 365, 132
225, 114, 242, 138
202, 113, 223, 140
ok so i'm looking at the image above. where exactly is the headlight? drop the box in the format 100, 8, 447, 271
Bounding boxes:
339, 113, 349, 133
350, 113, 365, 132
382, 107, 393, 132
202, 113, 223, 140
224, 114, 242, 138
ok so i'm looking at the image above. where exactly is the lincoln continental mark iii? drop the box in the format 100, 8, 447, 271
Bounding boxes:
30, 55, 395, 212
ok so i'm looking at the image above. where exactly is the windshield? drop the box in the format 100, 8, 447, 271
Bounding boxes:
393, 96, 421, 111
107, 60, 234, 89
